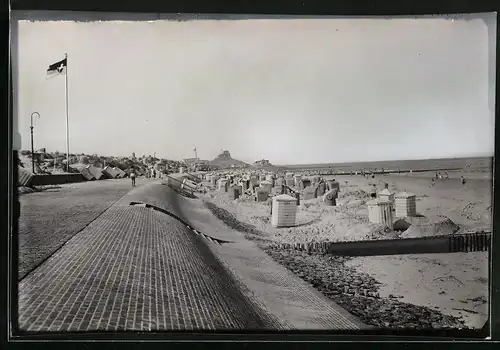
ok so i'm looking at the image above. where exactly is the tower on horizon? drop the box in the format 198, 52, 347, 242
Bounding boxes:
193, 145, 198, 160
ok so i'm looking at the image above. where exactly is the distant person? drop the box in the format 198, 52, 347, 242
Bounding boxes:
445, 172, 449, 180
430, 178, 435, 187
461, 176, 467, 187
370, 184, 377, 199
435, 172, 439, 180
130, 169, 136, 187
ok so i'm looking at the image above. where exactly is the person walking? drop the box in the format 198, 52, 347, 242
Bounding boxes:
130, 168, 136, 187
461, 176, 467, 188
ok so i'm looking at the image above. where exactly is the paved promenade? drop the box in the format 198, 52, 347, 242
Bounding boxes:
18, 178, 148, 279
18, 205, 277, 332
117, 183, 366, 330
17, 181, 366, 332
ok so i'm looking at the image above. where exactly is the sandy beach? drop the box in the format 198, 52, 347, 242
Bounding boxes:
200, 170, 491, 329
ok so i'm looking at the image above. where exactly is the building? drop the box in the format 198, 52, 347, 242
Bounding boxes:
183, 157, 211, 171
192, 160, 210, 171
254, 159, 271, 167
183, 157, 199, 166
33, 148, 53, 162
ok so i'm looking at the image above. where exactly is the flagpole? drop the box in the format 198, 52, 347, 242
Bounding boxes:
64, 53, 70, 172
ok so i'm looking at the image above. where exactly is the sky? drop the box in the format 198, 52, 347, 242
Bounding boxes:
12, 13, 496, 165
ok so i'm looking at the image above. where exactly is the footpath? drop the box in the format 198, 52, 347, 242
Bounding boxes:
18, 182, 367, 332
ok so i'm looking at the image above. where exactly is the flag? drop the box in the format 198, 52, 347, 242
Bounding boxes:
46, 57, 67, 77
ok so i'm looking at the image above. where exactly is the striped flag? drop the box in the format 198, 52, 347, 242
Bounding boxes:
46, 57, 67, 78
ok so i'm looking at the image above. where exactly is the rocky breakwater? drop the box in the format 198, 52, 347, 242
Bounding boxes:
263, 248, 468, 330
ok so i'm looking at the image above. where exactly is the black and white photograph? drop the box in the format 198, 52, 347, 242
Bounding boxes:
11, 11, 495, 334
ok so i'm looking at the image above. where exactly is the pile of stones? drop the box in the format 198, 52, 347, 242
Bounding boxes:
263, 248, 468, 330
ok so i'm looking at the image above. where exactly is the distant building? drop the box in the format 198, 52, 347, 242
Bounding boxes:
254, 159, 271, 167
184, 157, 211, 171
183, 157, 199, 165
194, 163, 213, 171
33, 149, 53, 162
218, 150, 232, 159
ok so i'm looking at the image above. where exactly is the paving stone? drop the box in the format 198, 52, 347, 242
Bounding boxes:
18, 182, 365, 332
18, 206, 277, 332
18, 179, 149, 279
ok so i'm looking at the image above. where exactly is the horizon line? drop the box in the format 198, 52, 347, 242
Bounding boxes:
273, 154, 493, 166
19, 149, 493, 166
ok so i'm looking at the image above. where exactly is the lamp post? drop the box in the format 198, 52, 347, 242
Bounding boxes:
30, 112, 40, 173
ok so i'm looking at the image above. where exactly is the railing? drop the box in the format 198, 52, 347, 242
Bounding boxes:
268, 231, 491, 257
183, 171, 203, 184
163, 174, 198, 194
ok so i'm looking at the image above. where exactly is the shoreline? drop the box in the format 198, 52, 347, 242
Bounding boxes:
199, 170, 490, 329
203, 197, 488, 330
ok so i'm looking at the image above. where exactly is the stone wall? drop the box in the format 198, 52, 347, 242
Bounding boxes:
30, 173, 86, 186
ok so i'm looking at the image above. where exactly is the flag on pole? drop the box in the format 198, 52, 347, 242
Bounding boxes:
46, 58, 67, 78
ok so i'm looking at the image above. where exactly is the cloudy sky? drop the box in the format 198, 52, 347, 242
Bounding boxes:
12, 13, 496, 165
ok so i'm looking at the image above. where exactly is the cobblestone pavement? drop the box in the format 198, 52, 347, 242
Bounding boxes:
115, 184, 366, 330
17, 178, 149, 279
18, 182, 364, 332
18, 205, 278, 332
114, 182, 189, 218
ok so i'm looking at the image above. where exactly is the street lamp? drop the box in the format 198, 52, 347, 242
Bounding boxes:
30, 112, 40, 173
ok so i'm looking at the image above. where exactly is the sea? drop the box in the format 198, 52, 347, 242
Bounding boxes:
283, 156, 493, 176
282, 156, 494, 201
